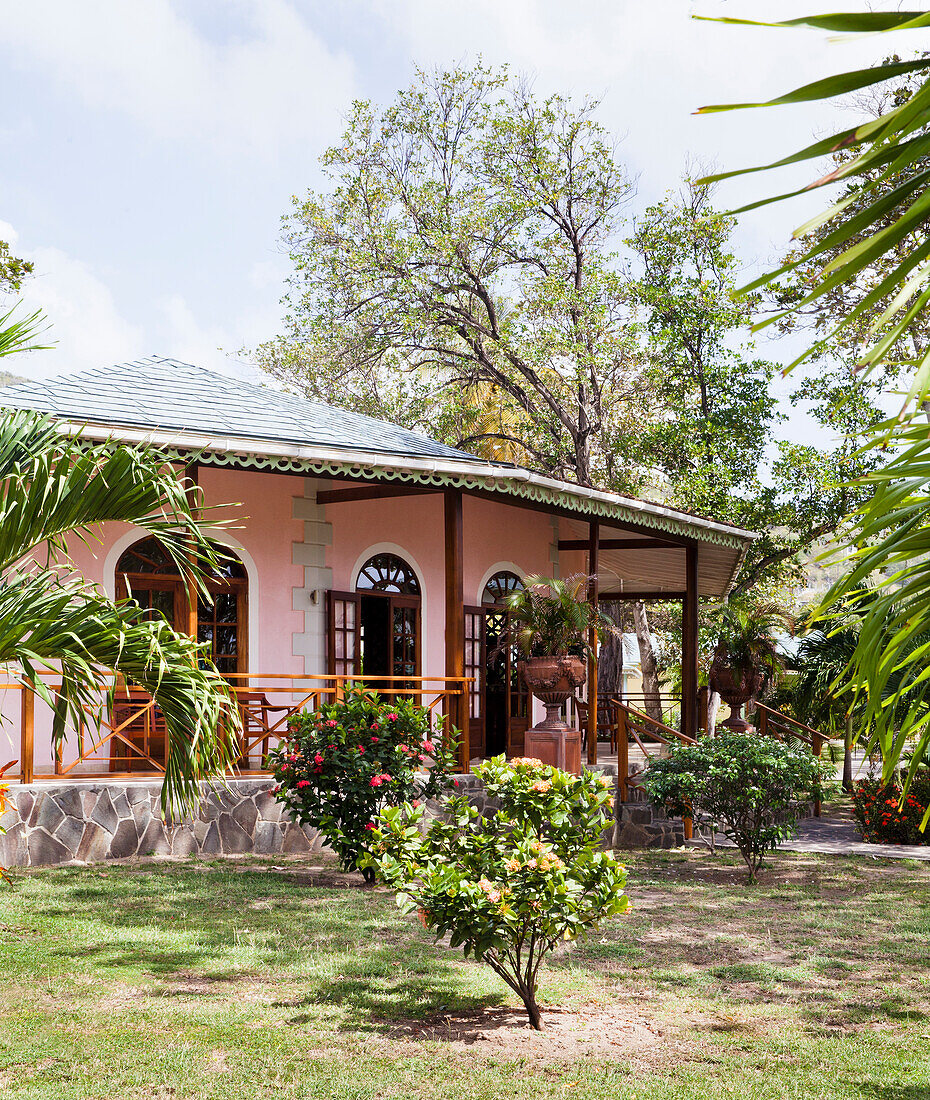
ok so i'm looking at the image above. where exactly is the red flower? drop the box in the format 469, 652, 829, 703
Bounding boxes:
411, 799, 421, 808
297, 780, 310, 789
365, 822, 376, 831
453, 779, 459, 787
314, 753, 324, 765
370, 736, 380, 743
357, 744, 365, 753
370, 776, 383, 787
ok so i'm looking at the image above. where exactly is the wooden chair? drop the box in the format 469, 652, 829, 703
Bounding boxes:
574, 698, 618, 753
233, 690, 292, 767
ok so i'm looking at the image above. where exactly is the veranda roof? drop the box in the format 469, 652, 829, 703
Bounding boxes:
0, 356, 759, 595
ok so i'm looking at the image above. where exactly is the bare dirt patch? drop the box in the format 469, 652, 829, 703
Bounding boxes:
376, 1002, 661, 1063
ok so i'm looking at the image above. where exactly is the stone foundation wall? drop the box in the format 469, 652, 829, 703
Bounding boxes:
0, 779, 326, 868
0, 768, 693, 867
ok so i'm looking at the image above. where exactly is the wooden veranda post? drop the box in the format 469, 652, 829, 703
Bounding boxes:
184, 461, 201, 640
587, 520, 599, 766
444, 488, 468, 771
20, 684, 34, 784
681, 544, 699, 739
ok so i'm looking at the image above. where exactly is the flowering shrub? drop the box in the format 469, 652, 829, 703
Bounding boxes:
644, 731, 836, 882
364, 756, 628, 1030
851, 776, 930, 844
268, 685, 458, 879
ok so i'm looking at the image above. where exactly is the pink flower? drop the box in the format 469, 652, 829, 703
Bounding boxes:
326, 719, 338, 727
297, 780, 310, 789
314, 753, 324, 765
411, 800, 421, 809
387, 713, 398, 722
370, 776, 383, 787
453, 779, 459, 787
357, 744, 365, 753
370, 736, 380, 744
399, 743, 409, 753
370, 722, 380, 731
365, 822, 376, 831
421, 740, 435, 753
327, 743, 336, 749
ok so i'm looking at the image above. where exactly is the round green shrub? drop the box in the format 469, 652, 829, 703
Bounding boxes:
643, 731, 836, 881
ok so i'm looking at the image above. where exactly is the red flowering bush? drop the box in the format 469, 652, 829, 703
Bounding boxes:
364, 756, 628, 1030
268, 685, 458, 879
851, 776, 930, 844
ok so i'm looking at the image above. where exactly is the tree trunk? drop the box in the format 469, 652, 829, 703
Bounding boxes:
520, 987, 544, 1031
632, 600, 663, 723
597, 601, 624, 700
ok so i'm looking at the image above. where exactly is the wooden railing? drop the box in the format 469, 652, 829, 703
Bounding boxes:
2, 672, 472, 784
752, 702, 833, 817
612, 699, 696, 806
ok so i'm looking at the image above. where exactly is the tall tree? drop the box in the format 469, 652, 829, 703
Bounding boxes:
258, 64, 646, 487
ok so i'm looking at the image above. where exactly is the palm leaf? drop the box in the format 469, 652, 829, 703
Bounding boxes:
0, 409, 241, 814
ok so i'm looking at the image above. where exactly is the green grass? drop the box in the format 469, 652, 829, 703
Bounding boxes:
1, 849, 929, 1099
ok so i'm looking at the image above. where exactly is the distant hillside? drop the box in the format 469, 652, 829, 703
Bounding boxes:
0, 371, 25, 387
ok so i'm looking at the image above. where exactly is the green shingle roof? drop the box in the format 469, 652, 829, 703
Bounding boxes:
0, 355, 494, 464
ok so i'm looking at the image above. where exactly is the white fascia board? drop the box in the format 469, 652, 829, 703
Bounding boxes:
59, 419, 760, 544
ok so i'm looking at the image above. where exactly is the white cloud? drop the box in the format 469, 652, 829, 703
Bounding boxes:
2, 0, 357, 157
2, 235, 144, 379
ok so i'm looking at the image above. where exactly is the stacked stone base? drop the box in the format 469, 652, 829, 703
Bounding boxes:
0, 779, 325, 867
0, 768, 696, 868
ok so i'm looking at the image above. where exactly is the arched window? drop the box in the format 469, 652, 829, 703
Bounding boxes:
116, 536, 248, 675
482, 570, 524, 606
356, 553, 421, 595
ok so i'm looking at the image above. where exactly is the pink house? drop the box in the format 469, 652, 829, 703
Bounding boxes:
0, 357, 756, 863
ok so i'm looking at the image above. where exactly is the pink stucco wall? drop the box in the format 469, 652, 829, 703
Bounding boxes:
326, 492, 556, 678
3, 466, 561, 774
7, 466, 304, 771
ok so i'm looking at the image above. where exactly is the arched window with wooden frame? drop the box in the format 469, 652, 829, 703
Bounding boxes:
115, 536, 249, 676
112, 537, 249, 771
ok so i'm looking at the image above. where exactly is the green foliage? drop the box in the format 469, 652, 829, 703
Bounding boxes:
269, 685, 458, 878
696, 12, 930, 804
644, 731, 835, 881
0, 410, 241, 814
851, 775, 930, 844
367, 755, 628, 1029
711, 599, 786, 681
502, 573, 617, 658
0, 240, 33, 296
258, 62, 641, 485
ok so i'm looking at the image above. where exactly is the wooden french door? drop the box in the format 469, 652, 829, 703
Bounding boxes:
327, 590, 421, 687
465, 605, 529, 761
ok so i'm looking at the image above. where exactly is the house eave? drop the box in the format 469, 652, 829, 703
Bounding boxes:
57, 418, 760, 552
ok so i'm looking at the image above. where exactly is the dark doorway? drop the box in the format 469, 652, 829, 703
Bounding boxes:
360, 595, 391, 677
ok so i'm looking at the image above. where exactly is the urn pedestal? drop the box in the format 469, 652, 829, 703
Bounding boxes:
519, 655, 586, 776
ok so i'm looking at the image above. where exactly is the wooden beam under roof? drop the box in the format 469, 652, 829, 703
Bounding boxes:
316, 484, 441, 505
558, 537, 680, 551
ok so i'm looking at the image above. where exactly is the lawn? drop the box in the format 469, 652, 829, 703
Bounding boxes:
1, 849, 928, 1099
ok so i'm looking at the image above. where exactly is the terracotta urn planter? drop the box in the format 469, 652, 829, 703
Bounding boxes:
518, 655, 586, 774
709, 656, 763, 732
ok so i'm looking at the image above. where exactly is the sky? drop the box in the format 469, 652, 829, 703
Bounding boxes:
2, 0, 927, 410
